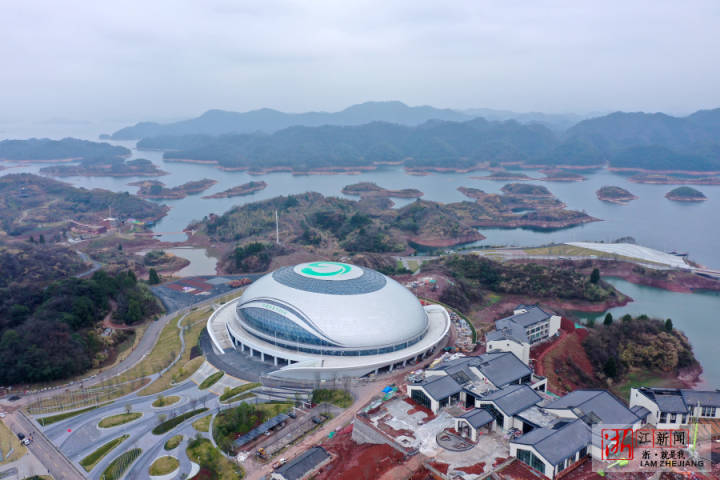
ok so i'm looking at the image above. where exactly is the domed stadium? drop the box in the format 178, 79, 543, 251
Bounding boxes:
207, 261, 450, 381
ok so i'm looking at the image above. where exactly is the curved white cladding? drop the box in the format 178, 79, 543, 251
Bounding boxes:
234, 261, 428, 349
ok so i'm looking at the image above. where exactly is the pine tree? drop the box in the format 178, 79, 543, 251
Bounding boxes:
665, 318, 673, 332
148, 268, 160, 285
603, 313, 613, 326
590, 268, 600, 284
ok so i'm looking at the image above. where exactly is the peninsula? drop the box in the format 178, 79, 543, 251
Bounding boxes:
201, 181, 267, 199
596, 186, 638, 204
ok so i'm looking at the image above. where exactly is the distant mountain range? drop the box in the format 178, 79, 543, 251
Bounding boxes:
108, 101, 588, 140
127, 105, 720, 173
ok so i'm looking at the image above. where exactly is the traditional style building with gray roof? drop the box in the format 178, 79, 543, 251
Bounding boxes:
406, 351, 547, 414
485, 305, 561, 365
630, 387, 720, 428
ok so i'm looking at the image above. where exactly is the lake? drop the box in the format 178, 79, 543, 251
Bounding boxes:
4, 136, 720, 268
574, 278, 720, 388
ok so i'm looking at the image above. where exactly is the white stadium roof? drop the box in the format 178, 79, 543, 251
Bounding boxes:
233, 261, 429, 349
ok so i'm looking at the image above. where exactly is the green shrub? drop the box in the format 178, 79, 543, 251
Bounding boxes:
219, 382, 260, 401
100, 448, 142, 480
198, 371, 224, 390
152, 408, 208, 435
311, 389, 353, 408
80, 434, 129, 471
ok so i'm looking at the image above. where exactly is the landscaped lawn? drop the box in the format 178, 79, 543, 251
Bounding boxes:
0, 419, 26, 464
98, 412, 143, 428
152, 395, 180, 408
164, 435, 183, 450
100, 314, 183, 387
80, 434, 129, 471
149, 455, 179, 476
140, 308, 211, 396
186, 437, 243, 479
37, 403, 109, 426
192, 414, 212, 432
198, 371, 224, 390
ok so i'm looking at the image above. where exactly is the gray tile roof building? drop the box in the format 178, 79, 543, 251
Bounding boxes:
417, 374, 463, 401
431, 352, 532, 390
481, 384, 542, 416
544, 390, 640, 426
496, 305, 553, 329
459, 408, 495, 428
635, 387, 720, 413
274, 447, 330, 480
512, 419, 591, 466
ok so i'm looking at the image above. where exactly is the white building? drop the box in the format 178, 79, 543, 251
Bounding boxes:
629, 387, 720, 429
207, 261, 450, 382
485, 305, 561, 365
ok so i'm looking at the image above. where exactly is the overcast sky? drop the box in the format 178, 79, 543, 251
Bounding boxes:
2, 0, 719, 123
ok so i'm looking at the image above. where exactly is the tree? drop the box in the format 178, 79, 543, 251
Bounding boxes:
590, 268, 600, 284
621, 314, 632, 323
665, 318, 673, 332
148, 268, 160, 285
587, 317, 596, 328
603, 313, 613, 326
603, 357, 618, 378
125, 403, 132, 414
118, 243, 123, 251
38, 234, 45, 244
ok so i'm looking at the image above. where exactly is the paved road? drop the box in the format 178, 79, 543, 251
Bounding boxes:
3, 411, 84, 480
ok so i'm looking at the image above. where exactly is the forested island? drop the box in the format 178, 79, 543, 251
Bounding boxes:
471, 171, 535, 181
539, 169, 586, 182
500, 183, 553, 197
665, 186, 707, 202
341, 182, 423, 199
187, 189, 599, 274
40, 157, 166, 177
0, 137, 129, 162
201, 181, 267, 199
596, 186, 638, 204
629, 173, 720, 185
129, 179, 217, 199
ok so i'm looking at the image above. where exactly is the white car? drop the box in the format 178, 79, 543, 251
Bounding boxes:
0, 412, 6, 418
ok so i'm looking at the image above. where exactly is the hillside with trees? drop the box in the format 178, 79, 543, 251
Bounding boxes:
583, 315, 698, 383
422, 255, 620, 312
0, 266, 162, 384
0, 174, 167, 237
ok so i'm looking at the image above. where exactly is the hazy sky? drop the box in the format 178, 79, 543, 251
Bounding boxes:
2, 0, 719, 123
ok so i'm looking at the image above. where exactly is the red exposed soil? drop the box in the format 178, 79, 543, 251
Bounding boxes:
457, 462, 486, 474
189, 467, 215, 480
407, 466, 437, 480
314, 430, 406, 480
428, 461, 449, 474
537, 329, 596, 394
495, 459, 548, 480
403, 397, 436, 422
